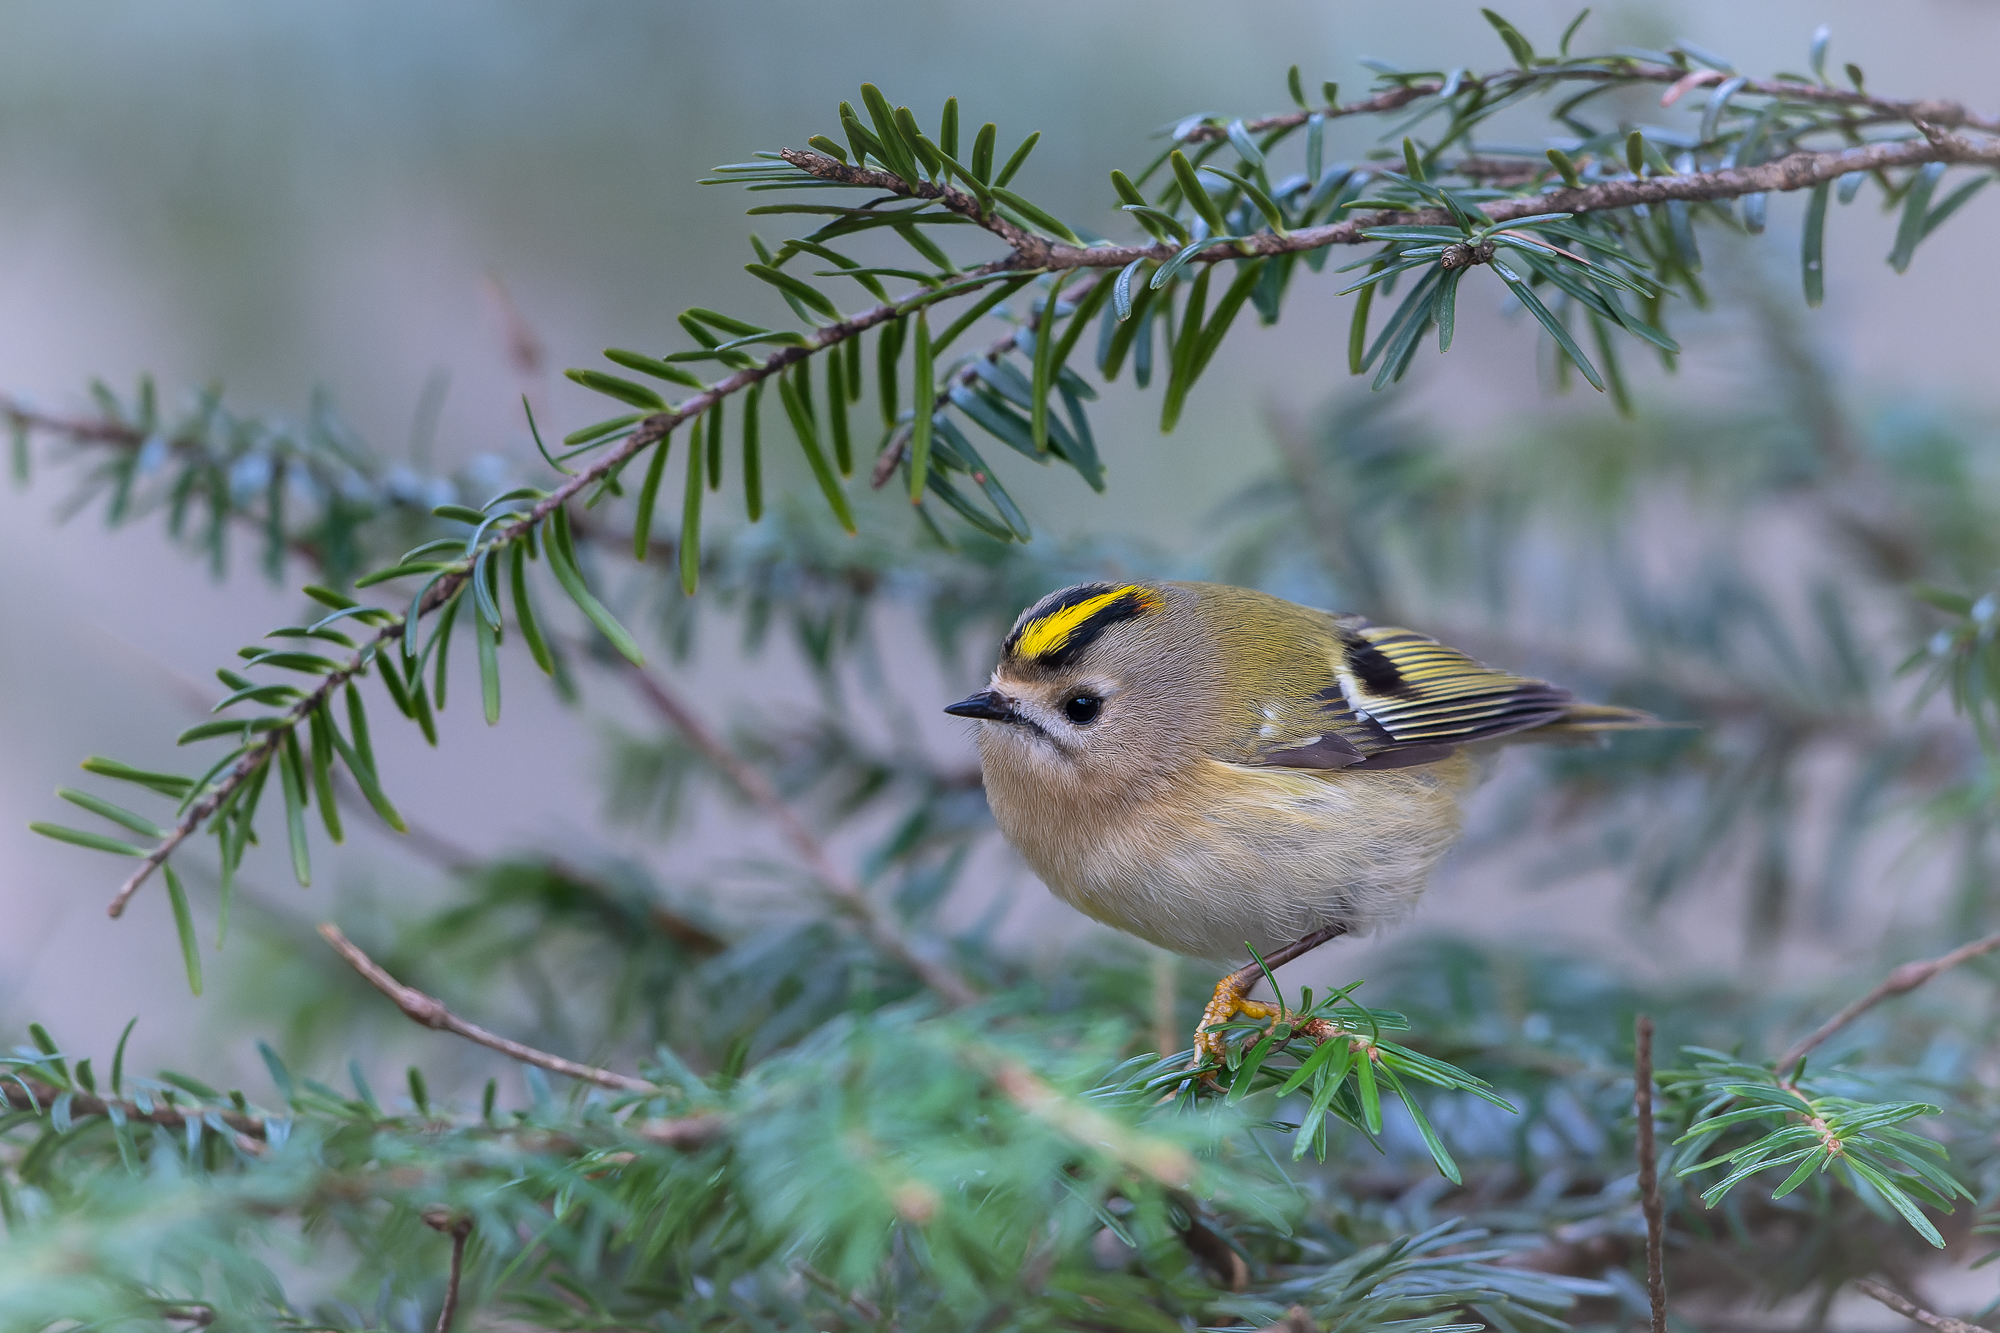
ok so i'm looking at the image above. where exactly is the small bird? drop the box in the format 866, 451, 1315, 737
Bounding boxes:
945, 580, 1655, 1064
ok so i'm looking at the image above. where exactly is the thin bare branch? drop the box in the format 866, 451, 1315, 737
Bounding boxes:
1452, 156, 1550, 184
1634, 1015, 1667, 1333
618, 660, 979, 1006
632, 1114, 729, 1149
438, 1227, 469, 1333
1777, 930, 2000, 1078
317, 922, 659, 1093
1854, 1278, 1986, 1333
422, 1210, 474, 1333
483, 270, 548, 383
793, 1263, 892, 1325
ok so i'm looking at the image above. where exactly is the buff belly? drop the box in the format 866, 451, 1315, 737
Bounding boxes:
991, 755, 1477, 962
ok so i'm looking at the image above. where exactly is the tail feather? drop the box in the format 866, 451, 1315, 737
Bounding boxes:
1521, 700, 1688, 740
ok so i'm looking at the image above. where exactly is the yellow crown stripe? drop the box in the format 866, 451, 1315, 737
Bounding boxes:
1013, 585, 1156, 659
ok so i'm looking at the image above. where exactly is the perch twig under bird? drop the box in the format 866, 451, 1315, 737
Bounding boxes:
945, 581, 1661, 1069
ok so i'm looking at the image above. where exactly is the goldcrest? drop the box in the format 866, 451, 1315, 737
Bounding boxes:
945, 580, 1655, 1061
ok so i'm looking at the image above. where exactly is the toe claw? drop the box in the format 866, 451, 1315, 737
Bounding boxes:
1188, 975, 1285, 1074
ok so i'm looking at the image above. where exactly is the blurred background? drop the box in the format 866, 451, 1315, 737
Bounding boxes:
2, 0, 1997, 1138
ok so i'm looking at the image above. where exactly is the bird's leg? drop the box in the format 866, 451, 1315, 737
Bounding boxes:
1190, 926, 1346, 1070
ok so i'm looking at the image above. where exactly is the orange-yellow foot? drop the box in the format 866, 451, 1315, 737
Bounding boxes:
1190, 971, 1282, 1072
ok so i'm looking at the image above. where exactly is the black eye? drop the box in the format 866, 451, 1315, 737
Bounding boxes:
1064, 695, 1102, 725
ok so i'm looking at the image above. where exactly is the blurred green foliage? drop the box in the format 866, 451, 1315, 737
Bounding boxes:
8, 14, 2000, 1332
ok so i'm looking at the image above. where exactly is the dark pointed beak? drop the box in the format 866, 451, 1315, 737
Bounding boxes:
944, 689, 1018, 723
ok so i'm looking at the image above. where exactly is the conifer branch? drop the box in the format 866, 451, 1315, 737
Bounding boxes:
107, 611, 417, 916
2, 1080, 269, 1139
78, 621, 732, 961
0, 393, 670, 569
1175, 63, 2000, 142
1, 397, 356, 571
99, 263, 1023, 917
783, 133, 2000, 273
869, 270, 1107, 488
56, 50, 2000, 920
18, 25, 2000, 1325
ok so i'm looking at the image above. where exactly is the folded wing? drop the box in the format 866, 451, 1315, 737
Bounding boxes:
1257, 623, 1646, 771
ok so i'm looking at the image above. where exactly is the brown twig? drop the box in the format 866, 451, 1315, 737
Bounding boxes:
156, 1306, 217, 1326
1634, 1015, 1667, 1333
2, 1079, 268, 1139
1172, 63, 2000, 142
793, 1263, 892, 1326
1174, 1210, 1249, 1292
619, 661, 979, 1006
631, 1113, 729, 1149
317, 922, 658, 1093
1854, 1278, 1987, 1333
422, 1210, 474, 1333
1452, 156, 1550, 184
1776, 931, 2000, 1079
482, 270, 547, 384
979, 1052, 1195, 1187
2, 399, 342, 570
